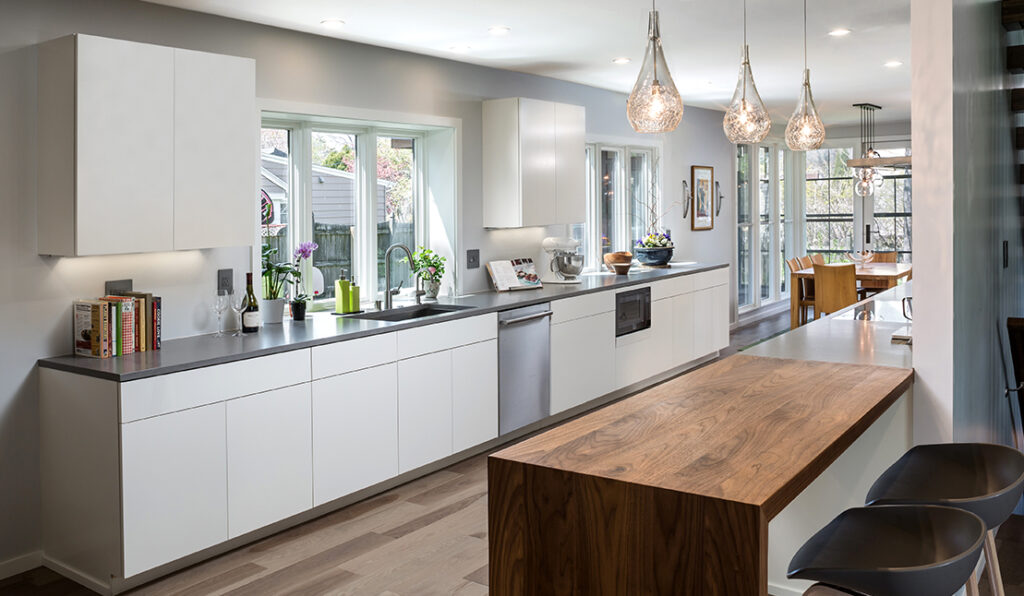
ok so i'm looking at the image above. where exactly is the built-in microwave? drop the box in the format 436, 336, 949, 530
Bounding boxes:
615, 286, 651, 337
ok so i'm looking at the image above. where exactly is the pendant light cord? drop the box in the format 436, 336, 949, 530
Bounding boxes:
651, 0, 659, 82
743, 0, 747, 47
803, 0, 807, 70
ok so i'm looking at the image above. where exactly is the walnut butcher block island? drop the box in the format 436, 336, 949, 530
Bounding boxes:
487, 354, 914, 596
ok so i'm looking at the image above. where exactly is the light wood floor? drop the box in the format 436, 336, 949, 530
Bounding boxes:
9, 309, 956, 596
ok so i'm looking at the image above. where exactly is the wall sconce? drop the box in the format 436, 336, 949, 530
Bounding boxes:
715, 181, 724, 217
681, 180, 691, 219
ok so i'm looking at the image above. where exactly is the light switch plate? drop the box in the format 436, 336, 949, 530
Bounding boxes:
218, 268, 234, 294
104, 279, 132, 295
467, 249, 480, 269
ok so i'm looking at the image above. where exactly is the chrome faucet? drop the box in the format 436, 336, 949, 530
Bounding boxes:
383, 243, 422, 310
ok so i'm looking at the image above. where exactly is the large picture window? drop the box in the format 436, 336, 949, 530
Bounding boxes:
260, 117, 425, 309
804, 147, 854, 262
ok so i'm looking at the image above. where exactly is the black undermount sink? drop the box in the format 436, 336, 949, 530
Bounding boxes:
346, 304, 476, 322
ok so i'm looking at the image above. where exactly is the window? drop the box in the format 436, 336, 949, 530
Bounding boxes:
260, 117, 427, 308
870, 148, 912, 262
575, 144, 657, 270
804, 147, 854, 262
737, 145, 753, 308
737, 144, 789, 312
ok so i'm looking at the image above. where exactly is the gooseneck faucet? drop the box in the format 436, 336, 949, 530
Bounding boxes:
383, 243, 422, 310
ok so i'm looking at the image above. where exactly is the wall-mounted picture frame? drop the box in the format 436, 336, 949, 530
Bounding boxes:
691, 165, 714, 231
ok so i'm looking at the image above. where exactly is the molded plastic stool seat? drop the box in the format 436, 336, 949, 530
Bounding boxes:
865, 443, 1024, 529
787, 505, 985, 596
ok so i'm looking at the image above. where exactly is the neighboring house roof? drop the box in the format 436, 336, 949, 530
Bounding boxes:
260, 152, 389, 227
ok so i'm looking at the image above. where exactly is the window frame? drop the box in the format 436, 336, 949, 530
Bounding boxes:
737, 143, 791, 314
259, 116, 427, 309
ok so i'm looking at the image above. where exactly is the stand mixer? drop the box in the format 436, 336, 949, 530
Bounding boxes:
541, 237, 585, 284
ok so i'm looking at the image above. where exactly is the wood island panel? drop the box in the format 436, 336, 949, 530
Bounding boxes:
489, 354, 914, 596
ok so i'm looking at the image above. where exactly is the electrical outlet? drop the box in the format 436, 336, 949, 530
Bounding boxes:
218, 268, 234, 294
467, 249, 480, 269
104, 279, 132, 295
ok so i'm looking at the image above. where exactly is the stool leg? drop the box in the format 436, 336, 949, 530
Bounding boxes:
966, 570, 981, 596
984, 529, 1005, 596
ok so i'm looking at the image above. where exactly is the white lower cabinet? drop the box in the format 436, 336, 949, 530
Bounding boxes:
452, 340, 498, 452
121, 402, 227, 578
312, 364, 399, 506
693, 284, 730, 357
672, 292, 696, 365
398, 351, 454, 473
551, 312, 615, 414
226, 384, 312, 538
615, 298, 674, 390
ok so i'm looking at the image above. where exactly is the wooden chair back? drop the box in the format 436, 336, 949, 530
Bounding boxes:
810, 254, 825, 265
813, 263, 858, 317
798, 255, 813, 269
872, 251, 899, 263
786, 258, 802, 273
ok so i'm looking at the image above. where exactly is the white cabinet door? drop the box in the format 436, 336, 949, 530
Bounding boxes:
452, 340, 498, 452
226, 384, 312, 538
649, 298, 675, 374
693, 285, 730, 357
121, 403, 227, 577
712, 283, 731, 352
518, 98, 557, 227
173, 48, 256, 250
76, 35, 175, 256
398, 351, 453, 473
554, 102, 586, 225
615, 299, 674, 389
312, 364, 399, 506
551, 312, 615, 414
672, 292, 696, 366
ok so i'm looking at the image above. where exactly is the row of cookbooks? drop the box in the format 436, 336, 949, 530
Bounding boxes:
73, 292, 162, 358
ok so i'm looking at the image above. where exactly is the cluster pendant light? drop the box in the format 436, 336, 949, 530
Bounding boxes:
723, 0, 771, 144
854, 103, 885, 197
785, 0, 826, 151
626, 0, 684, 133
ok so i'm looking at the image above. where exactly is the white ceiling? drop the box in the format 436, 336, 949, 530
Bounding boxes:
143, 0, 911, 128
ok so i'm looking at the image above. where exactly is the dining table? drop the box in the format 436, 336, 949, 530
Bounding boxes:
790, 262, 913, 329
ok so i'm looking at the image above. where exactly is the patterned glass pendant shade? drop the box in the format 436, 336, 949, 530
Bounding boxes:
785, 69, 826, 151
627, 8, 683, 133
724, 45, 771, 143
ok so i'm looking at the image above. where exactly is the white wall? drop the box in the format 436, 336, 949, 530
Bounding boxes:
910, 0, 1022, 445
0, 0, 737, 569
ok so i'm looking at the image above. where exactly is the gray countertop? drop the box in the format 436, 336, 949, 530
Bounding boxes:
743, 282, 913, 369
39, 262, 728, 382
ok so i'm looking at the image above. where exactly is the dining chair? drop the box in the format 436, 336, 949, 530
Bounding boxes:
787, 258, 814, 325
798, 255, 813, 269
859, 251, 899, 297
809, 253, 825, 265
814, 263, 858, 319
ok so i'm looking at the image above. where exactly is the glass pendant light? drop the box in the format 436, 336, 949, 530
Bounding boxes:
854, 103, 883, 197
785, 0, 826, 151
723, 0, 771, 144
626, 0, 684, 133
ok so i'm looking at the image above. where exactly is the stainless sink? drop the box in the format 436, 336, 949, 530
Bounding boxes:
346, 304, 476, 322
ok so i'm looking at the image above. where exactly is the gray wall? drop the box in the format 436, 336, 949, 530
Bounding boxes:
910, 0, 1023, 445
0, 0, 737, 567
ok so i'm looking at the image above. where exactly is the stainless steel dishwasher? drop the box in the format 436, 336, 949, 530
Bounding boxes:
497, 303, 552, 435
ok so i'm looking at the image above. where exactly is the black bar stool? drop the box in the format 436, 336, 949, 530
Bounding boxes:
865, 443, 1024, 596
787, 505, 986, 596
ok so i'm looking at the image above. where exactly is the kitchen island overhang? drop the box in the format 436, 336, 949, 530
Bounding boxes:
487, 354, 914, 596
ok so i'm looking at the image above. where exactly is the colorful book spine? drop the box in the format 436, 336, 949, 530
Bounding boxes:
103, 296, 135, 355
153, 296, 162, 350
72, 300, 111, 358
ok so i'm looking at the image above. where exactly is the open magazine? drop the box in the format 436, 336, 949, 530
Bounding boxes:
486, 258, 543, 292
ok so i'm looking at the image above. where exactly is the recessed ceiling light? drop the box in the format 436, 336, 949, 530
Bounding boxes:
828, 28, 852, 37
612, 57, 631, 64
320, 18, 345, 29
884, 60, 904, 68
488, 25, 511, 36
448, 45, 473, 54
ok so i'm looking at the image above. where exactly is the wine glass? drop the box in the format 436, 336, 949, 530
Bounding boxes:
229, 292, 247, 337
212, 290, 229, 337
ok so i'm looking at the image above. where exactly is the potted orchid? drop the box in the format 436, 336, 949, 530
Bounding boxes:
403, 247, 446, 299
261, 241, 317, 324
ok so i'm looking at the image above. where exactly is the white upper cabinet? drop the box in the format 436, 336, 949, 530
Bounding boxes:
173, 48, 256, 250
482, 97, 586, 228
36, 34, 256, 256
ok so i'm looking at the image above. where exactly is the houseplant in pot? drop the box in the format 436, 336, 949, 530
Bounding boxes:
404, 247, 446, 299
262, 241, 317, 324
635, 232, 674, 266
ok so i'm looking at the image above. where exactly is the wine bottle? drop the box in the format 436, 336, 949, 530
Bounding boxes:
242, 272, 260, 333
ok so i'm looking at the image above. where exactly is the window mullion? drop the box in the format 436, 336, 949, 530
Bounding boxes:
358, 130, 379, 302
296, 125, 314, 300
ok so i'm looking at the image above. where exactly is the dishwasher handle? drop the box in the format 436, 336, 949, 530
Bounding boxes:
499, 311, 553, 326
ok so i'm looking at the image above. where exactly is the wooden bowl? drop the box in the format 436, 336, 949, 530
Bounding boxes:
604, 251, 633, 273
609, 262, 632, 275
